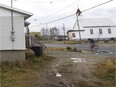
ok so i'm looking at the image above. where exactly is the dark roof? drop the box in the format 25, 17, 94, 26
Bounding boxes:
67, 30, 85, 33
25, 21, 30, 27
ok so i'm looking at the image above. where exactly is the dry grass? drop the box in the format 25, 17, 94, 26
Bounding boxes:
65, 40, 82, 44
73, 80, 97, 87
46, 47, 82, 53
70, 58, 115, 87
25, 48, 35, 58
0, 55, 55, 87
95, 59, 115, 79
94, 58, 116, 87
46, 47, 65, 51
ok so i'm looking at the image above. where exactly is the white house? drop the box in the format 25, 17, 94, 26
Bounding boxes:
67, 17, 116, 40
0, 4, 33, 62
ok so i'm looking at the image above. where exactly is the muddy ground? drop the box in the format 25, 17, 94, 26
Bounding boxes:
35, 51, 115, 87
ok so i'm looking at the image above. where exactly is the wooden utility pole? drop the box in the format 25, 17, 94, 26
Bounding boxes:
76, 8, 82, 43
46, 24, 49, 42
76, 14, 81, 43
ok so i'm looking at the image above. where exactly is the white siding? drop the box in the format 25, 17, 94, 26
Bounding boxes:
69, 27, 116, 40
0, 8, 25, 50
71, 18, 116, 40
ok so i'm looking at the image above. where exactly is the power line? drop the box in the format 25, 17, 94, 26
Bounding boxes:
73, 0, 113, 28
82, 0, 113, 12
30, 14, 75, 27
16, 0, 79, 22
30, 0, 113, 28
16, 0, 70, 3
38, 0, 80, 21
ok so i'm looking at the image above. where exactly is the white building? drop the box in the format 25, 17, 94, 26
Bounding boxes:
67, 18, 116, 40
0, 4, 33, 62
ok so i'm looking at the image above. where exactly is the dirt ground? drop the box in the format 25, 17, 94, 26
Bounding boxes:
36, 51, 115, 87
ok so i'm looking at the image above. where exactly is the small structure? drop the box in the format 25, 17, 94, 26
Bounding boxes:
67, 18, 116, 40
0, 4, 33, 62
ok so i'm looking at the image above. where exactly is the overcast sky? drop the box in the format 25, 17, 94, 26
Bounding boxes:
0, 0, 116, 33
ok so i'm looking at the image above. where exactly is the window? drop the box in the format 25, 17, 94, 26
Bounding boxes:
108, 28, 111, 34
99, 29, 102, 34
72, 33, 76, 37
90, 29, 93, 34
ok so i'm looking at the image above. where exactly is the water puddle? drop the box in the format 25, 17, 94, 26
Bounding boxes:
100, 50, 112, 54
70, 58, 86, 63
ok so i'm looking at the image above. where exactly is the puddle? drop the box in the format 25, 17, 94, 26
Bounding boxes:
70, 58, 86, 63
100, 50, 112, 54
56, 73, 62, 77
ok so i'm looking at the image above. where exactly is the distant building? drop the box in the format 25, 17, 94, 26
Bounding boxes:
0, 4, 33, 62
67, 18, 116, 40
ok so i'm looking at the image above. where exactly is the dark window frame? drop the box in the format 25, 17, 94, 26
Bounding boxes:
90, 29, 93, 34
108, 28, 111, 34
72, 33, 76, 37
99, 29, 103, 34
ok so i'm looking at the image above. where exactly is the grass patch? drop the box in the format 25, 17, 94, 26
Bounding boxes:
66, 46, 81, 52
0, 55, 55, 87
95, 59, 115, 79
94, 58, 115, 87
73, 80, 97, 87
46, 47, 65, 51
66, 46, 72, 51
46, 46, 81, 52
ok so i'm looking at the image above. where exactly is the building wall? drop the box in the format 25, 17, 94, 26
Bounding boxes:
83, 27, 116, 39
68, 27, 116, 40
0, 50, 25, 62
0, 7, 26, 50
72, 18, 116, 40
0, 7, 26, 62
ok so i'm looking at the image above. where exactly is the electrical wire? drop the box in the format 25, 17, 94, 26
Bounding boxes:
16, 0, 79, 22
38, 0, 80, 21
30, 14, 75, 27
82, 0, 113, 12
73, 0, 113, 28
16, 0, 70, 3
30, 0, 113, 28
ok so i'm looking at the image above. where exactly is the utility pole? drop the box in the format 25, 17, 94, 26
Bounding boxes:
76, 8, 82, 43
63, 23, 65, 44
46, 23, 49, 42
76, 14, 81, 43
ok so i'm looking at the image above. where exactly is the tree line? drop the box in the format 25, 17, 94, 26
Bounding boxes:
41, 27, 60, 37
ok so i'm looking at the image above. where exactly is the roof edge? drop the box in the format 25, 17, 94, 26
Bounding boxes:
0, 3, 33, 18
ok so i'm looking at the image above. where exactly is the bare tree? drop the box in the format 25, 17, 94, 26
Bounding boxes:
49, 27, 60, 36
41, 27, 46, 36
46, 28, 50, 35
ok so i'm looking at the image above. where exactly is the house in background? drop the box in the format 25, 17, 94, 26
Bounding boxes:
67, 18, 116, 40
0, 4, 33, 62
